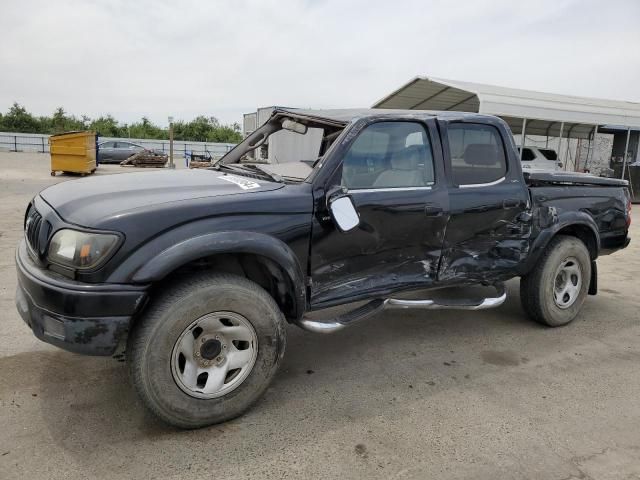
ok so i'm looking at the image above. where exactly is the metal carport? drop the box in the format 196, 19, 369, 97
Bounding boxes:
372, 76, 640, 176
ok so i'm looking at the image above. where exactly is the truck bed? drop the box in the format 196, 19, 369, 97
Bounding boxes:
525, 170, 631, 254
524, 171, 629, 187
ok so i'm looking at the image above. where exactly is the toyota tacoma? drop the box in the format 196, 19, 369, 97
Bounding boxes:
16, 108, 631, 428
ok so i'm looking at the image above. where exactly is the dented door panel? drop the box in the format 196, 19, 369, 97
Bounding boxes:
438, 183, 531, 282
310, 187, 449, 307
309, 117, 449, 308
437, 118, 531, 283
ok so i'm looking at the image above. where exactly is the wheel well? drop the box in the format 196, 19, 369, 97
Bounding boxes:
556, 225, 598, 259
153, 253, 298, 320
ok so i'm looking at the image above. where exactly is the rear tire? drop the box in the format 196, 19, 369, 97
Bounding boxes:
520, 235, 591, 327
128, 273, 286, 429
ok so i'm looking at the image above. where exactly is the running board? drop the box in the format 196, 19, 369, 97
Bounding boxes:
297, 284, 506, 334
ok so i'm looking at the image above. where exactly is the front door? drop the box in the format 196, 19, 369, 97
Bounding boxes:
98, 141, 116, 161
309, 119, 449, 308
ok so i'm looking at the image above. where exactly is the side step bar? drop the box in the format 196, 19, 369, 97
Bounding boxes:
297, 284, 506, 334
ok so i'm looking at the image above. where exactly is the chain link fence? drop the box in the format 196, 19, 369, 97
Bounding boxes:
0, 132, 236, 159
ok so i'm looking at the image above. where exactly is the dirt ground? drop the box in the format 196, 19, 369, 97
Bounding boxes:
1, 151, 639, 480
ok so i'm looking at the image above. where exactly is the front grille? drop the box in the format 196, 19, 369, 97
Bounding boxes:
25, 206, 43, 253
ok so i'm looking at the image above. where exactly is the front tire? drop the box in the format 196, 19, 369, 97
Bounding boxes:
520, 235, 591, 327
128, 273, 286, 428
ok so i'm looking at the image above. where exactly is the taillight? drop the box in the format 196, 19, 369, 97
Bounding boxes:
626, 197, 632, 227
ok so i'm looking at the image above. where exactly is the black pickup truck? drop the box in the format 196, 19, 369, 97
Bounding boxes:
15, 108, 631, 428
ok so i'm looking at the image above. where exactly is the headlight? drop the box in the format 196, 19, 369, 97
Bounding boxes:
47, 229, 119, 270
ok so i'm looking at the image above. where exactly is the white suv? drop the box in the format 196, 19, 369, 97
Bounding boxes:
518, 146, 563, 171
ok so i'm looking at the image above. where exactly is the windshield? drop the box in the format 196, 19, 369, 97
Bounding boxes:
217, 113, 345, 182
243, 127, 325, 165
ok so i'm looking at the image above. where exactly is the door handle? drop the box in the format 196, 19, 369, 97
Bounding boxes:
424, 204, 443, 217
502, 198, 520, 209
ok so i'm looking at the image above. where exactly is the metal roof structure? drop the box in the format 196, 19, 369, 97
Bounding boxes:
274, 107, 481, 124
372, 76, 640, 139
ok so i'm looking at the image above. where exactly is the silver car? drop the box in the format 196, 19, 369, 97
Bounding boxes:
97, 141, 145, 163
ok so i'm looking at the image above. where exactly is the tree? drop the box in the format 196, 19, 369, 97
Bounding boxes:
51, 107, 84, 133
172, 115, 242, 143
0, 102, 40, 133
128, 117, 165, 139
89, 115, 125, 137
0, 103, 243, 143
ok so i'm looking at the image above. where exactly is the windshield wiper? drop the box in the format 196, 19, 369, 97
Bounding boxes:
250, 164, 283, 183
213, 163, 244, 174
214, 163, 283, 183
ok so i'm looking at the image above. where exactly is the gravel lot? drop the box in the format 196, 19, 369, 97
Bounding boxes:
1, 151, 639, 479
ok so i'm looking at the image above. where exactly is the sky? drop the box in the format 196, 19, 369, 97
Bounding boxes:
1, 0, 640, 127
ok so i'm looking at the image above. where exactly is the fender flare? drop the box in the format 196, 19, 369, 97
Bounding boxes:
131, 231, 307, 319
518, 211, 600, 276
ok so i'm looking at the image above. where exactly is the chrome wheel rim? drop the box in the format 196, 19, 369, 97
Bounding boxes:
553, 257, 582, 309
171, 311, 258, 399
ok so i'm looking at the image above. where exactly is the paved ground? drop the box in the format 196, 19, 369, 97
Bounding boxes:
1, 152, 639, 479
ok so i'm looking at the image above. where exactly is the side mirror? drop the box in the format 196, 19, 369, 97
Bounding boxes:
329, 195, 359, 232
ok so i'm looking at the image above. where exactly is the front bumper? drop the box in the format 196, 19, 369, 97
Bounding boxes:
15, 240, 148, 356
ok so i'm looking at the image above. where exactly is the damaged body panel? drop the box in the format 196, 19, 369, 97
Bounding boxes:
436, 116, 531, 283
437, 172, 531, 283
308, 186, 449, 307
15, 108, 631, 357
308, 116, 449, 308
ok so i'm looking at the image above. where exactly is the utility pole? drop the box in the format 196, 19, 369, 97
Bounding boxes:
621, 127, 631, 180
168, 116, 175, 169
520, 118, 527, 159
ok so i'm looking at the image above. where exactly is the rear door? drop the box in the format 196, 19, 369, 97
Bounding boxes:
438, 120, 530, 282
309, 118, 449, 307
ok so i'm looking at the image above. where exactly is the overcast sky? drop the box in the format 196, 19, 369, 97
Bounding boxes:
2, 0, 639, 126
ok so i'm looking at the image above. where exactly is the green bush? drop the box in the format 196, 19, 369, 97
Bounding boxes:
0, 103, 242, 143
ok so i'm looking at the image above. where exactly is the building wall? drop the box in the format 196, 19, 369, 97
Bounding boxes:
575, 133, 614, 174
243, 113, 257, 136
611, 131, 639, 164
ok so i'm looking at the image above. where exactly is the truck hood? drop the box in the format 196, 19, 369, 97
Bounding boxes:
40, 169, 284, 226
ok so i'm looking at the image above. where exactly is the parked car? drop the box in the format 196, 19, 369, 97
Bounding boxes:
517, 146, 563, 171
16, 108, 631, 428
98, 140, 168, 165
97, 140, 145, 163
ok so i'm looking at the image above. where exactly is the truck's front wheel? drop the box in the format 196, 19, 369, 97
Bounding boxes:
520, 235, 591, 327
128, 273, 286, 428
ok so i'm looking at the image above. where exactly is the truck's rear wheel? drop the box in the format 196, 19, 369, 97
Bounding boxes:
520, 235, 591, 327
128, 273, 286, 428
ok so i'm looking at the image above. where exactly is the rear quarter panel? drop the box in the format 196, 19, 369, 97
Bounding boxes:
529, 185, 629, 254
